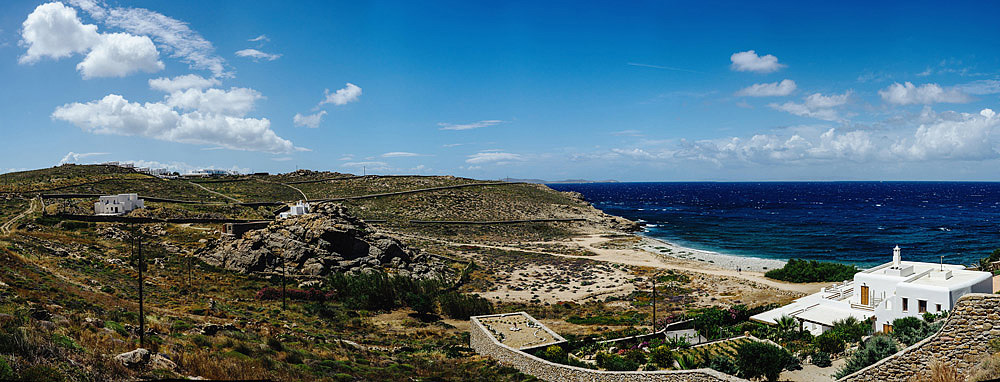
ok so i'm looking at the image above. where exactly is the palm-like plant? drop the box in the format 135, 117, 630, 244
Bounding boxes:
776, 315, 797, 333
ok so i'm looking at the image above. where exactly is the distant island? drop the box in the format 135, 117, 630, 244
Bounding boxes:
503, 178, 620, 184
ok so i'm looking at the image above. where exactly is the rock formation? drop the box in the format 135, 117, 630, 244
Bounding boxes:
197, 203, 449, 279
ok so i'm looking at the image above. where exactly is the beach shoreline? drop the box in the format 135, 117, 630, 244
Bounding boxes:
635, 234, 788, 273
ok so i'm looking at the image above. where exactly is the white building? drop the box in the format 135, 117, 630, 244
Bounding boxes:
278, 201, 310, 219
751, 246, 993, 335
94, 194, 145, 215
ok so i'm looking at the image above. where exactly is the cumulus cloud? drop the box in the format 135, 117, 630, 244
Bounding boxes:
149, 74, 220, 92
235, 48, 281, 61
465, 152, 523, 164
293, 111, 326, 128
769, 92, 851, 121
730, 50, 785, 73
77, 32, 163, 78
75, 2, 228, 77
19, 2, 100, 64
165, 87, 263, 116
52, 94, 297, 153
609, 107, 1000, 166
20, 2, 165, 78
879, 82, 972, 105
438, 120, 504, 131
58, 151, 108, 164
736, 79, 797, 97
319, 83, 362, 106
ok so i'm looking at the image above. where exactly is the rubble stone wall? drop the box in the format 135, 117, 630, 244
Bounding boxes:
839, 293, 1000, 381
469, 316, 747, 382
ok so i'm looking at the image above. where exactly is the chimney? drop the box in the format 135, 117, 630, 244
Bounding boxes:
893, 245, 901, 267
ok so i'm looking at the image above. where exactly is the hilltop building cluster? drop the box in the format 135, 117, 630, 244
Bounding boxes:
94, 194, 144, 216
752, 246, 993, 334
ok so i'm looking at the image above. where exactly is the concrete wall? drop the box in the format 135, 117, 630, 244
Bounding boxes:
839, 293, 1000, 382
470, 316, 748, 382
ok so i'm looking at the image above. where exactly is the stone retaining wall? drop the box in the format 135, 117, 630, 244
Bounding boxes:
839, 293, 1000, 381
470, 315, 747, 382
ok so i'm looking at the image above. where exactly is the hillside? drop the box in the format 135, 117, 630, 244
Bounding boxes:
0, 165, 649, 381
0, 164, 814, 381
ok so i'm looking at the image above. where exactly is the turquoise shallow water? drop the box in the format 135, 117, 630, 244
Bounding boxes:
548, 182, 1000, 266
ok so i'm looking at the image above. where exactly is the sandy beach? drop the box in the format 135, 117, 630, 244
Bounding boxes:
636, 234, 788, 273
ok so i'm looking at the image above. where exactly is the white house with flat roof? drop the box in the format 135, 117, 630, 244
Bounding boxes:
94, 194, 144, 215
752, 246, 992, 335
278, 201, 310, 219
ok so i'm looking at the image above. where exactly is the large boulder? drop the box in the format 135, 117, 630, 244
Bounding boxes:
115, 348, 151, 368
197, 203, 448, 279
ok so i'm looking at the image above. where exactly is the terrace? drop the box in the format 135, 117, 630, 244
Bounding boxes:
474, 312, 567, 351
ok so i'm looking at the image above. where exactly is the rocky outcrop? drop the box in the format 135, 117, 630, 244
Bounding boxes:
197, 203, 448, 279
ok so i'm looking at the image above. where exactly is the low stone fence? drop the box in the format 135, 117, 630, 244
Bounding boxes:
470, 315, 747, 382
838, 293, 1000, 381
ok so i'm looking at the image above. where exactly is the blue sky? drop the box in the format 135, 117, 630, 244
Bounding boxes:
2, 1, 1000, 181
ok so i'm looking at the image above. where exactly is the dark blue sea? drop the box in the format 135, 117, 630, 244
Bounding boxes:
547, 182, 1000, 267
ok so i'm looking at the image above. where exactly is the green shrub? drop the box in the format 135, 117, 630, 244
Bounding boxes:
812, 351, 832, 367
190, 334, 211, 348
19, 365, 65, 382
51, 333, 82, 352
814, 331, 846, 354
538, 345, 567, 364
707, 355, 738, 375
764, 259, 858, 283
596, 352, 638, 371
828, 316, 870, 343
835, 335, 898, 378
0, 355, 13, 380
105, 321, 128, 337
623, 348, 647, 365
649, 345, 674, 367
267, 337, 284, 352
735, 341, 791, 382
891, 316, 941, 346
438, 292, 493, 319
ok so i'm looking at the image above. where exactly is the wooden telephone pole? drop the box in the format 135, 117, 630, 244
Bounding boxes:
651, 275, 657, 332
131, 225, 145, 348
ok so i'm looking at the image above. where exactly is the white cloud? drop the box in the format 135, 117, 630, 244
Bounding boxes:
77, 32, 163, 78
465, 152, 523, 164
165, 87, 263, 116
730, 50, 785, 73
19, 2, 100, 64
956, 80, 1000, 96
77, 3, 228, 77
736, 79, 797, 97
769, 92, 851, 121
879, 82, 971, 105
609, 107, 1000, 166
890, 108, 998, 161
58, 151, 108, 164
52, 94, 297, 154
293, 111, 326, 128
382, 152, 420, 158
438, 120, 503, 131
248, 34, 269, 42
319, 83, 362, 106
271, 157, 292, 162
612, 129, 643, 137
235, 48, 281, 61
149, 74, 220, 92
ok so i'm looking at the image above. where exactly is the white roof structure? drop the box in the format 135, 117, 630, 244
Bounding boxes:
752, 247, 992, 335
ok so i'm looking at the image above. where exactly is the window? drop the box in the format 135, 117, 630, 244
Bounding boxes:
902, 298, 909, 312
918, 300, 927, 313
936, 304, 941, 312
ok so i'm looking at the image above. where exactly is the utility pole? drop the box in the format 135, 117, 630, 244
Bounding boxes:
651, 276, 657, 332
281, 251, 286, 311
131, 225, 145, 349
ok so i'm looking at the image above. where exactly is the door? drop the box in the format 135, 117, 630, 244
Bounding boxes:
861, 286, 869, 305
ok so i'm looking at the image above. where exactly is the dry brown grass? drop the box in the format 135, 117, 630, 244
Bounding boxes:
175, 350, 273, 380
907, 360, 964, 382
969, 353, 1000, 382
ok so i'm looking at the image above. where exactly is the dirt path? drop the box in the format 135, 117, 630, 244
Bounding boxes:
187, 180, 242, 203
1, 197, 39, 236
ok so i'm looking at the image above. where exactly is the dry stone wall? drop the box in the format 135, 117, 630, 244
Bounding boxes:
839, 293, 1000, 381
470, 315, 747, 382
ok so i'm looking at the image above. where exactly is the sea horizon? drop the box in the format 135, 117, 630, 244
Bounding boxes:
549, 181, 1000, 267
